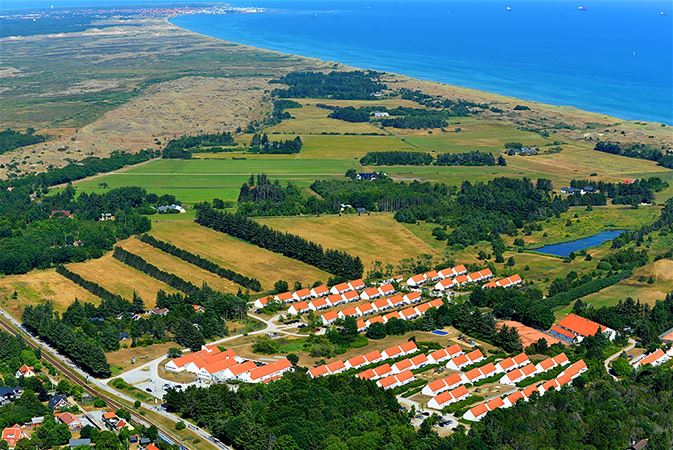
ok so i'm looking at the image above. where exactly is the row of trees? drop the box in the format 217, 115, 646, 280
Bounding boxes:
195, 203, 364, 279
595, 140, 673, 169
0, 128, 46, 154
138, 234, 262, 291
56, 265, 127, 303
359, 151, 502, 167
1, 149, 157, 191
112, 247, 200, 295
612, 197, 673, 248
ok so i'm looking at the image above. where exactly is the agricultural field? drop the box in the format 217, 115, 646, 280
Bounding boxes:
119, 237, 243, 293
66, 253, 178, 305
257, 213, 442, 269
149, 220, 332, 290
0, 269, 100, 318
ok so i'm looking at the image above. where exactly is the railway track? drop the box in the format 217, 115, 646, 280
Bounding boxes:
0, 315, 192, 449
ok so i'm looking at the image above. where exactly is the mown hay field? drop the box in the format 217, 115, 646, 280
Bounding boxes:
257, 213, 443, 269
67, 253, 177, 305
150, 220, 332, 291
0, 269, 100, 317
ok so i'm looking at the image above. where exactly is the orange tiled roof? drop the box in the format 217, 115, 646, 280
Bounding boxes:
557, 313, 606, 337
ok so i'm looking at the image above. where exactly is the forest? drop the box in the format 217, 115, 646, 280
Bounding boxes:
195, 203, 364, 280
0, 185, 155, 275
0, 128, 46, 155
271, 70, 386, 99
595, 140, 673, 169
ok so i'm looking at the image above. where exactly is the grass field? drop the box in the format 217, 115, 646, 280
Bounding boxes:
67, 253, 177, 305
119, 237, 242, 293
149, 220, 332, 291
257, 213, 442, 270
0, 269, 100, 318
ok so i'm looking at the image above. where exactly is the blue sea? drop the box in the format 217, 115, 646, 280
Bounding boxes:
169, 0, 673, 124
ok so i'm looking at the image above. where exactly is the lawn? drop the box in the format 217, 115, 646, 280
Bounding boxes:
149, 220, 332, 291
256, 213, 442, 270
66, 253, 177, 305
0, 269, 99, 319
119, 237, 242, 293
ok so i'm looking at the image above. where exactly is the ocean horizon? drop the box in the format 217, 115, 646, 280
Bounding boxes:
170, 0, 673, 124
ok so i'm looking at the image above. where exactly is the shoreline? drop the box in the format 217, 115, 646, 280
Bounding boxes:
166, 14, 671, 127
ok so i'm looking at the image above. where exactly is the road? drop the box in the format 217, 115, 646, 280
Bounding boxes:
0, 308, 227, 450
604, 338, 636, 380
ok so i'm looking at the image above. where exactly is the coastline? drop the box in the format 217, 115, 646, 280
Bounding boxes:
167, 10, 673, 126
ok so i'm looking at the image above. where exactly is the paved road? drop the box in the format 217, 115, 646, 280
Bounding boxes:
604, 338, 637, 380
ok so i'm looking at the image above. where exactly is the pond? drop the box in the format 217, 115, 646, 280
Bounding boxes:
533, 230, 625, 257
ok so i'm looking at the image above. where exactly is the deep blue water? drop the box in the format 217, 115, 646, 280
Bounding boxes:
534, 229, 625, 257
171, 0, 673, 124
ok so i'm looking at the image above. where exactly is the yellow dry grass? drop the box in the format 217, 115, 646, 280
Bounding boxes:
67, 253, 178, 305
267, 104, 384, 135
119, 237, 242, 293
107, 342, 177, 374
0, 269, 99, 319
150, 220, 332, 290
256, 213, 442, 270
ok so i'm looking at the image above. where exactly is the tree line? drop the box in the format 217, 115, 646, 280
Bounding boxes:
1, 149, 157, 191
398, 88, 488, 115
0, 128, 46, 155
595, 140, 673, 169
56, 265, 127, 303
112, 246, 200, 295
359, 150, 501, 166
195, 203, 364, 280
138, 234, 262, 291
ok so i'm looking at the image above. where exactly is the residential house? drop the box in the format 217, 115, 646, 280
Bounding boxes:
421, 373, 466, 396
427, 344, 463, 365
48, 394, 69, 410
406, 274, 427, 287
427, 385, 469, 410
446, 349, 485, 370
15, 365, 35, 378
56, 412, 82, 431
495, 353, 530, 373
348, 279, 366, 291
2, 425, 27, 448
287, 301, 310, 316
499, 363, 537, 385
310, 285, 329, 298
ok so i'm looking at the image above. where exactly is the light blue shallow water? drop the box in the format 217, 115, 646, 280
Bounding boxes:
171, 0, 673, 124
534, 230, 625, 257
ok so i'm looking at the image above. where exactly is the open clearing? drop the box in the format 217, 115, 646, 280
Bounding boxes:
257, 213, 442, 269
150, 220, 332, 290
67, 253, 177, 305
0, 269, 99, 318
119, 237, 242, 293
582, 259, 673, 307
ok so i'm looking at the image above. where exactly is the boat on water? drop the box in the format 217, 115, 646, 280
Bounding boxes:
506, 6, 512, 12
577, 6, 588, 11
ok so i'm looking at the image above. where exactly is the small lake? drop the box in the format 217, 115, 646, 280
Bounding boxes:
533, 230, 625, 257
